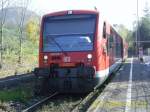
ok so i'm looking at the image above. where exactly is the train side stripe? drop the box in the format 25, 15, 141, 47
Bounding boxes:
95, 59, 122, 78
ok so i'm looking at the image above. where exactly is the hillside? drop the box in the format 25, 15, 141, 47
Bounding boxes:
0, 7, 40, 28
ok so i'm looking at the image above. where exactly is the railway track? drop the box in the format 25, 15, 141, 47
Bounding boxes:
22, 92, 59, 112
72, 72, 118, 112
31, 81, 109, 112
0, 73, 35, 89
71, 89, 101, 112
75, 64, 125, 112
0, 64, 120, 112
19, 70, 117, 112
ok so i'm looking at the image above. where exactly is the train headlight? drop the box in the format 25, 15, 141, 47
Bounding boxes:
87, 54, 92, 59
87, 54, 92, 61
44, 55, 48, 60
44, 55, 48, 63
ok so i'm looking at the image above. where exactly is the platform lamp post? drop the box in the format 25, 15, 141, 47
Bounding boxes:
136, 0, 139, 57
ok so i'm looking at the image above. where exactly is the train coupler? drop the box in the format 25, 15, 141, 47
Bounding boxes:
34, 67, 50, 78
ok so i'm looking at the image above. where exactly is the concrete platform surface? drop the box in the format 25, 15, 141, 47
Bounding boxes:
87, 57, 150, 112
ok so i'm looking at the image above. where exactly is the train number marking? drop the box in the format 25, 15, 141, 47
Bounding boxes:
64, 57, 71, 62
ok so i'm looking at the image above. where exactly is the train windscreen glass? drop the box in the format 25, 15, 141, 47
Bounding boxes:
43, 14, 96, 52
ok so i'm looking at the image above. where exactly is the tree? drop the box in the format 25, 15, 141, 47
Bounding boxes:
117, 24, 129, 41
26, 18, 39, 43
136, 2, 150, 49
143, 1, 150, 17
16, 0, 29, 64
0, 0, 9, 68
139, 17, 150, 48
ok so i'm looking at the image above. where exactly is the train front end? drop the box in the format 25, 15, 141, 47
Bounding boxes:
34, 10, 99, 93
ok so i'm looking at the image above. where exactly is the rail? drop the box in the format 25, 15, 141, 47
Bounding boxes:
0, 73, 35, 89
22, 92, 59, 112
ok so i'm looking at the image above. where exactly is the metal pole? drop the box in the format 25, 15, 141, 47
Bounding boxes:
136, 0, 139, 57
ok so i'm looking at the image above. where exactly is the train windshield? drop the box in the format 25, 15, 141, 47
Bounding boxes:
43, 14, 96, 52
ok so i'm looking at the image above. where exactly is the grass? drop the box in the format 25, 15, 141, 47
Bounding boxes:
0, 54, 38, 78
0, 33, 38, 78
0, 87, 33, 103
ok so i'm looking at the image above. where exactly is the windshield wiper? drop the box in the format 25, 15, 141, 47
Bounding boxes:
46, 35, 67, 56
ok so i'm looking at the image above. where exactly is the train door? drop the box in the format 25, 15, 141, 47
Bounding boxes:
102, 22, 108, 73
105, 25, 114, 75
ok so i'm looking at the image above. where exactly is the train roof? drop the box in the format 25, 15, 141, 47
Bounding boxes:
42, 10, 99, 18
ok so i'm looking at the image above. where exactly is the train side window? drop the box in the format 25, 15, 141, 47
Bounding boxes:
103, 22, 106, 38
109, 35, 113, 48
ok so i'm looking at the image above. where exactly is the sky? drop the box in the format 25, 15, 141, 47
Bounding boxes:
28, 0, 149, 30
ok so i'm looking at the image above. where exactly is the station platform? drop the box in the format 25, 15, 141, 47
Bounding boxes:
87, 57, 150, 112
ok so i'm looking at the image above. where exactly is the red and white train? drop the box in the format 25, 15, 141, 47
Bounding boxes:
34, 10, 128, 93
